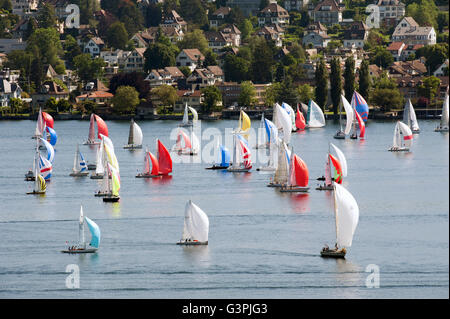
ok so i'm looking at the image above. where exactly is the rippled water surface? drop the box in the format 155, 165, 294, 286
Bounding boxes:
0, 119, 448, 298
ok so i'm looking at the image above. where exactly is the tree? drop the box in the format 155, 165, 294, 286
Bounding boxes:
250, 37, 274, 83
370, 45, 394, 69
297, 84, 315, 103
178, 29, 209, 55
37, 3, 56, 28
0, 0, 12, 11
64, 35, 82, 66
330, 57, 342, 117
416, 43, 449, 74
203, 50, 217, 67
144, 2, 162, 27
73, 54, 106, 84
201, 86, 222, 114
26, 28, 63, 68
417, 76, 441, 102
370, 73, 404, 111
112, 86, 140, 114
224, 53, 250, 82
358, 60, 370, 102
315, 58, 328, 110
106, 22, 128, 50
239, 19, 254, 42
238, 81, 257, 108
343, 56, 355, 103
30, 57, 44, 88
152, 85, 178, 108
144, 43, 176, 71
264, 82, 282, 106
179, 66, 191, 77
109, 72, 150, 99
179, 0, 208, 26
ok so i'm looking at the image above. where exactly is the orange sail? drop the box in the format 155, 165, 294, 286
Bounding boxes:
94, 115, 108, 138
295, 107, 306, 130
293, 155, 309, 187
157, 140, 172, 175
329, 154, 343, 184
42, 112, 54, 128
149, 151, 160, 176
355, 110, 365, 139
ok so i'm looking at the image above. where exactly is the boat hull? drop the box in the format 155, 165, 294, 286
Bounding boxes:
61, 248, 98, 254
26, 191, 45, 195
388, 147, 409, 152
103, 196, 120, 202
176, 241, 208, 246
94, 192, 108, 197
333, 131, 345, 139
227, 168, 251, 172
267, 182, 283, 188
350, 134, 358, 140
316, 184, 334, 191
87, 164, 96, 170
435, 126, 449, 132
256, 167, 276, 172
135, 173, 162, 178
320, 250, 346, 258
205, 165, 229, 170
90, 174, 109, 179
123, 144, 143, 149
83, 141, 100, 145
279, 186, 309, 193
70, 172, 89, 177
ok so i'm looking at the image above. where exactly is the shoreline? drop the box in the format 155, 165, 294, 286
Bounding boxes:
0, 109, 443, 121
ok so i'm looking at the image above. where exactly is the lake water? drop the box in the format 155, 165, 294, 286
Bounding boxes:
0, 118, 448, 299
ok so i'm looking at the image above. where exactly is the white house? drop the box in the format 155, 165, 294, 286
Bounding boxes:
83, 37, 105, 57
176, 49, 205, 72
434, 59, 449, 77
392, 17, 436, 46
0, 79, 22, 107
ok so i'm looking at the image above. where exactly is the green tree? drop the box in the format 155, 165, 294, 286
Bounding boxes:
26, 28, 63, 67
358, 60, 370, 102
179, 66, 191, 77
30, 57, 44, 88
179, 0, 208, 26
201, 85, 222, 114
330, 57, 342, 117
417, 76, 441, 102
112, 86, 140, 114
370, 73, 404, 111
297, 84, 315, 104
203, 50, 217, 67
416, 43, 449, 74
250, 37, 274, 83
343, 56, 356, 103
315, 58, 328, 110
37, 3, 57, 28
144, 43, 176, 71
73, 54, 106, 84
370, 46, 394, 69
177, 29, 209, 55
106, 21, 129, 50
224, 53, 250, 82
238, 81, 257, 108
239, 19, 254, 42
152, 84, 179, 108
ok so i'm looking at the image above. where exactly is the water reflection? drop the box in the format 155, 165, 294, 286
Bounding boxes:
289, 193, 310, 213
104, 202, 121, 218
181, 245, 210, 267
333, 258, 363, 298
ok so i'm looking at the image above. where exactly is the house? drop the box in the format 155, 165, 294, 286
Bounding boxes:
160, 10, 187, 32
217, 81, 269, 107
377, 0, 406, 27
392, 17, 436, 46
204, 31, 233, 53
309, 0, 343, 25
11, 0, 38, 17
433, 59, 449, 77
226, 0, 262, 17
220, 24, 241, 47
343, 21, 369, 49
146, 26, 184, 44
302, 22, 330, 48
174, 90, 204, 112
11, 18, 30, 39
76, 91, 114, 106
400, 44, 423, 61
83, 37, 105, 57
257, 2, 290, 27
388, 59, 427, 78
0, 79, 22, 107
131, 31, 155, 48
44, 0, 71, 20
100, 50, 129, 66
255, 25, 284, 47
176, 49, 205, 72
0, 38, 27, 54
145, 66, 185, 88
386, 41, 406, 61
395, 76, 449, 101
123, 48, 146, 73
31, 81, 69, 109
210, 7, 232, 28
186, 68, 217, 90
283, 0, 310, 12
368, 64, 383, 78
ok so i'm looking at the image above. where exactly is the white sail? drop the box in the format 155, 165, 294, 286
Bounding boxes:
35, 108, 45, 138
182, 103, 189, 125
273, 140, 289, 184
257, 113, 266, 147
330, 143, 348, 177
276, 103, 292, 144
273, 103, 281, 130
188, 107, 198, 125
334, 183, 359, 248
79, 205, 85, 248
440, 93, 449, 128
181, 200, 209, 242
282, 102, 296, 131
95, 140, 105, 175
398, 121, 413, 148
403, 99, 419, 131
341, 95, 354, 135
191, 131, 200, 154
132, 122, 143, 146
393, 122, 401, 148
308, 100, 326, 128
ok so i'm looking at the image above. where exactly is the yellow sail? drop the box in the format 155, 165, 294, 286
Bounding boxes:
104, 144, 119, 170
38, 174, 46, 192
111, 170, 120, 197
239, 110, 251, 139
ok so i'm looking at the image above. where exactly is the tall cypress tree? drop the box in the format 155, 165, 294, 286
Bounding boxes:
330, 57, 342, 118
315, 58, 328, 110
343, 56, 355, 103
358, 60, 370, 102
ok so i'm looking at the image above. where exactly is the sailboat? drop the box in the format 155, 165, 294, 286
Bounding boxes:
403, 99, 420, 134
316, 146, 343, 190
295, 105, 306, 131
26, 150, 46, 195
61, 206, 100, 254
91, 139, 106, 179
334, 95, 353, 139
32, 108, 45, 139
351, 91, 369, 122
102, 163, 120, 202
267, 140, 290, 187
172, 128, 199, 155
177, 200, 209, 245
256, 118, 278, 172
123, 119, 143, 149
306, 100, 326, 128
69, 144, 89, 176
254, 113, 268, 149
43, 126, 58, 147
388, 121, 413, 152
84, 113, 109, 145
227, 134, 252, 172
95, 136, 119, 196
350, 108, 366, 140
179, 103, 198, 127
435, 90, 449, 132
274, 103, 292, 144
280, 151, 309, 193
321, 183, 359, 258
136, 148, 161, 177
281, 102, 297, 132
206, 142, 231, 170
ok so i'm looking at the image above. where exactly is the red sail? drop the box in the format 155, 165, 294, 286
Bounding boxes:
355, 110, 365, 139
239, 140, 252, 169
329, 154, 343, 184
42, 112, 54, 128
94, 115, 108, 138
180, 130, 192, 150
294, 155, 309, 187
157, 140, 172, 175
295, 108, 306, 130
149, 151, 160, 176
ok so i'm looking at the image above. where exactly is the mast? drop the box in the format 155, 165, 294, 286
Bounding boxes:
333, 183, 339, 247
128, 119, 134, 145
79, 206, 85, 248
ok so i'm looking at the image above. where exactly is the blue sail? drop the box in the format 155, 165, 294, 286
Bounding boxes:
352, 91, 369, 122
219, 145, 231, 167
39, 138, 55, 163
46, 127, 58, 146
79, 152, 87, 172
84, 216, 100, 248
264, 119, 277, 143
236, 134, 248, 147
281, 102, 292, 115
